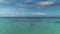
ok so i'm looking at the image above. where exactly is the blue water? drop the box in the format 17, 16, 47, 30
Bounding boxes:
0, 17, 60, 34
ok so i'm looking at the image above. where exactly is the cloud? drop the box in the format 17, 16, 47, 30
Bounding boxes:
0, 8, 19, 17
0, 7, 47, 17
0, 0, 4, 3
0, 0, 8, 3
36, 1, 54, 6
0, 0, 59, 8
0, 8, 31, 17
0, 0, 57, 17
32, 12, 47, 16
15, 1, 55, 8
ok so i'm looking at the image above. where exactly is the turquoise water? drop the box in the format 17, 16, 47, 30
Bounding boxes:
0, 17, 60, 34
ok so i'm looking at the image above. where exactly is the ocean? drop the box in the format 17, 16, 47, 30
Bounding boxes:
0, 17, 60, 34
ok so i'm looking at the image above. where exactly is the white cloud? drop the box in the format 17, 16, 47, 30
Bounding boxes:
36, 1, 54, 6
0, 8, 47, 17
0, 0, 4, 2
0, 0, 8, 3
0, 0, 55, 8
32, 12, 47, 16
16, 1, 55, 8
29, 1, 54, 8
0, 8, 29, 17
0, 8, 18, 17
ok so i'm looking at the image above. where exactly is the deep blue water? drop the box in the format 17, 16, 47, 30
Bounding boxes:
0, 17, 60, 34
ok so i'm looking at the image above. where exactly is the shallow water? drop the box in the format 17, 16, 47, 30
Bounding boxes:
0, 17, 60, 34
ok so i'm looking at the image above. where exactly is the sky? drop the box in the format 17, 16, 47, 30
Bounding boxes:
0, 0, 60, 17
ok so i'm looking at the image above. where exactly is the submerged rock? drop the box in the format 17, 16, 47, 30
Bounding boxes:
31, 24, 34, 26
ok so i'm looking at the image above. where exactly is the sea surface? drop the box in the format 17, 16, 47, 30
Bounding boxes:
0, 17, 60, 34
